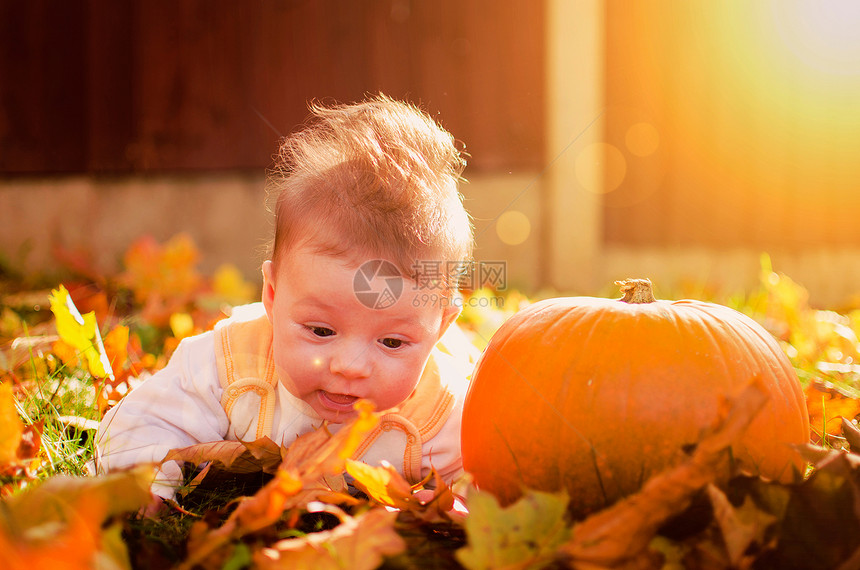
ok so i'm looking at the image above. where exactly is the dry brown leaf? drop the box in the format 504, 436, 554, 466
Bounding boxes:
793, 442, 860, 472
842, 418, 860, 452
707, 484, 776, 567
179, 403, 381, 569
560, 378, 769, 570
770, 444, 860, 567
163, 436, 283, 475
183, 467, 308, 569
253, 507, 406, 570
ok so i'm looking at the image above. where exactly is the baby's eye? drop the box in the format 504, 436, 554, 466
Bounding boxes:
308, 326, 335, 337
380, 338, 405, 349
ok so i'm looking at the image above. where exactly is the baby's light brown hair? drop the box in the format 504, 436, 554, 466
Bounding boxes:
267, 95, 472, 284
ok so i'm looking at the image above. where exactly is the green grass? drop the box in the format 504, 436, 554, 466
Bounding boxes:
8, 361, 99, 482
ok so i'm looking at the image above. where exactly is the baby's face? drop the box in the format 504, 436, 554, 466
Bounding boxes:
261, 246, 457, 423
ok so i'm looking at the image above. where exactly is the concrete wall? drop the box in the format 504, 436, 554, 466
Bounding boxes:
0, 174, 272, 283
0, 172, 544, 294
4, 173, 860, 307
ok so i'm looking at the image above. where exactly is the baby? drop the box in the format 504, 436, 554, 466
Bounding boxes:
95, 95, 476, 510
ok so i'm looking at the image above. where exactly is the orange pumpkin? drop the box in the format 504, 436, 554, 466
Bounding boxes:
461, 279, 809, 516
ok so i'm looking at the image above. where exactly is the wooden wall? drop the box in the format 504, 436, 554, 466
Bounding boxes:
0, 0, 544, 175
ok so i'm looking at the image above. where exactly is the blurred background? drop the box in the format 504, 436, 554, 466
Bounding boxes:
2, 0, 860, 307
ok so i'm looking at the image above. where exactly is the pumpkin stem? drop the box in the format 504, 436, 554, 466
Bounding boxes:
616, 278, 656, 304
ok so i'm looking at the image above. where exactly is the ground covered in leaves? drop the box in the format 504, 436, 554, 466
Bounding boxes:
2, 236, 860, 569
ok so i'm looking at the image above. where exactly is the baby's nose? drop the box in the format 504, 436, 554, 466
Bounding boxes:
329, 343, 372, 379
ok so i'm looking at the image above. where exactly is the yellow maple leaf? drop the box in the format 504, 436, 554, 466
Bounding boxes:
335, 400, 379, 462
169, 312, 196, 340
161, 233, 201, 296
48, 286, 112, 379
345, 459, 416, 510
0, 383, 24, 466
347, 462, 457, 523
212, 264, 258, 306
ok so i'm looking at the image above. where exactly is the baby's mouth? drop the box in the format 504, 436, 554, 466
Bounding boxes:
318, 391, 359, 411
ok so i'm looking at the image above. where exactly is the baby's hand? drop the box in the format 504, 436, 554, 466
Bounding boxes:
413, 488, 469, 521
140, 492, 169, 519
412, 488, 437, 504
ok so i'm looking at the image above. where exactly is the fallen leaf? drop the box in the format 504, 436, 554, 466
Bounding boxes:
345, 459, 416, 510
707, 484, 776, 566
49, 285, 112, 379
0, 382, 24, 465
169, 313, 196, 340
120, 234, 202, 327
2, 464, 153, 527
253, 507, 406, 570
0, 498, 103, 570
0, 465, 152, 570
346, 460, 457, 523
0, 420, 43, 489
178, 403, 381, 569
843, 418, 860, 452
805, 381, 860, 443
770, 447, 860, 567
456, 487, 571, 570
211, 264, 258, 306
280, 399, 379, 477
164, 437, 284, 476
103, 325, 130, 380
52, 338, 81, 370
15, 421, 43, 464
559, 378, 769, 569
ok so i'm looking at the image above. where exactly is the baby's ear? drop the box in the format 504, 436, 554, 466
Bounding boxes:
261, 260, 276, 321
438, 299, 461, 340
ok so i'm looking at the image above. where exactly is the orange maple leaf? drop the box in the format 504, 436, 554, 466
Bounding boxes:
120, 234, 202, 327
0, 383, 24, 466
0, 467, 152, 569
